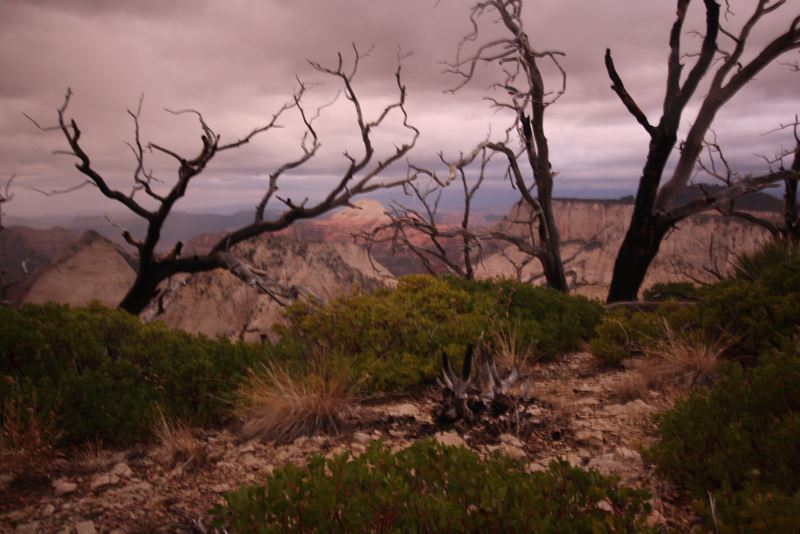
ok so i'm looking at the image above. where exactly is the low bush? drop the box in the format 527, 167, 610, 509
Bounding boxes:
211, 439, 654, 533
275, 275, 603, 391
648, 344, 800, 530
0, 303, 266, 446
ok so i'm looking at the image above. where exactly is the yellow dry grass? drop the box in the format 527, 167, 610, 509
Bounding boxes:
237, 357, 357, 444
153, 412, 204, 467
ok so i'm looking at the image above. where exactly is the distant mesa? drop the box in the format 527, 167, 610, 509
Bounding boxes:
21, 230, 136, 308
145, 236, 395, 342
330, 199, 388, 225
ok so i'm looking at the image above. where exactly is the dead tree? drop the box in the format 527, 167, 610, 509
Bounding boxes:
442, 0, 568, 292
0, 174, 17, 301
356, 148, 493, 279
606, 0, 800, 302
27, 47, 418, 314
700, 118, 800, 243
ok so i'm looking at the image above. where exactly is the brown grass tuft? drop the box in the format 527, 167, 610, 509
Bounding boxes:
640, 322, 724, 390
0, 388, 59, 461
611, 371, 653, 402
237, 357, 357, 444
153, 412, 205, 468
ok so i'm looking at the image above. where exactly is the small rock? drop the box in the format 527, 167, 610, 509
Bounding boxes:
597, 499, 614, 513
574, 383, 603, 394
526, 405, 544, 417
527, 461, 548, 473
434, 431, 466, 448
90, 473, 120, 491
240, 453, 261, 469
210, 483, 232, 494
385, 403, 422, 419
563, 453, 583, 468
4, 509, 30, 522
75, 521, 97, 534
494, 443, 527, 460
647, 509, 666, 528
15, 522, 39, 534
41, 504, 55, 517
110, 462, 133, 478
575, 397, 600, 406
499, 433, 524, 448
239, 443, 256, 453
588, 453, 626, 476
352, 432, 372, 445
615, 447, 642, 463
53, 478, 78, 496
350, 443, 367, 455
575, 430, 604, 448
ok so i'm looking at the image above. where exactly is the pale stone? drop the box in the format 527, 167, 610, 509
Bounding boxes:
493, 443, 527, 460
41, 504, 55, 517
351, 432, 372, 445
110, 462, 133, 478
75, 521, 97, 534
90, 473, 119, 490
385, 403, 422, 419
53, 478, 78, 496
499, 433, 524, 448
210, 483, 232, 494
240, 453, 261, 469
575, 430, 604, 447
15, 522, 39, 534
434, 431, 466, 448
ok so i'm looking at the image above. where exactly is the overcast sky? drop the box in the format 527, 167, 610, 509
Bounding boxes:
1, 0, 798, 219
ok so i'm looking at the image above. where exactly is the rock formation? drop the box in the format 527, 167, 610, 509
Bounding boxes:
145, 236, 395, 341
21, 231, 136, 307
476, 199, 773, 299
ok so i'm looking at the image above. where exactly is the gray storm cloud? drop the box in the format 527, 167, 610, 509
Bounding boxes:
1, 0, 797, 217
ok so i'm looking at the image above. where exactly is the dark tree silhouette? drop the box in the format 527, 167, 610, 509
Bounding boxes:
28, 48, 418, 314
606, 0, 800, 302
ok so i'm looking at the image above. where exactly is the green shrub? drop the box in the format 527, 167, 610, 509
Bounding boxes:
0, 303, 266, 446
211, 439, 654, 533
275, 276, 603, 391
648, 346, 800, 530
730, 239, 800, 282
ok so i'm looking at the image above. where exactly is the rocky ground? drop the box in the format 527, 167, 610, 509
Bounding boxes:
1, 352, 698, 533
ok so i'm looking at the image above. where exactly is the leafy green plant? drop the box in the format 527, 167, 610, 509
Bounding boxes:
212, 439, 654, 533
275, 276, 603, 391
0, 303, 266, 446
648, 345, 800, 530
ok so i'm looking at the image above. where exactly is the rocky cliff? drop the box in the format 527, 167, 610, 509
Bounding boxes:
21, 231, 136, 307
145, 236, 395, 341
476, 199, 773, 298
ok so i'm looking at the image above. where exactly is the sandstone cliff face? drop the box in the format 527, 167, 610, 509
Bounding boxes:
476, 199, 773, 299
146, 236, 395, 341
21, 231, 136, 307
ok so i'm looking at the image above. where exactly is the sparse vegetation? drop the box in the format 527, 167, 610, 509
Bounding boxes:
212, 439, 654, 533
153, 412, 205, 468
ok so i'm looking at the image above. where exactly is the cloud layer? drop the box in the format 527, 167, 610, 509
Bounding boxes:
1, 0, 797, 217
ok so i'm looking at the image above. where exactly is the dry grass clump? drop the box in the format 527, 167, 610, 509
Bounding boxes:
154, 412, 205, 468
611, 371, 653, 402
237, 356, 357, 444
612, 323, 725, 400
493, 324, 536, 371
0, 390, 59, 462
641, 323, 725, 390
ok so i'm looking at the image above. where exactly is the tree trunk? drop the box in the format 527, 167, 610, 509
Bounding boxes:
118, 269, 166, 315
538, 197, 568, 292
607, 211, 666, 303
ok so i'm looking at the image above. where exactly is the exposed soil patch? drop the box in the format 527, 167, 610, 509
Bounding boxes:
1, 352, 698, 532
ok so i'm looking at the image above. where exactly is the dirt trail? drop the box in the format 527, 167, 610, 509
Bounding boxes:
1, 352, 697, 533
